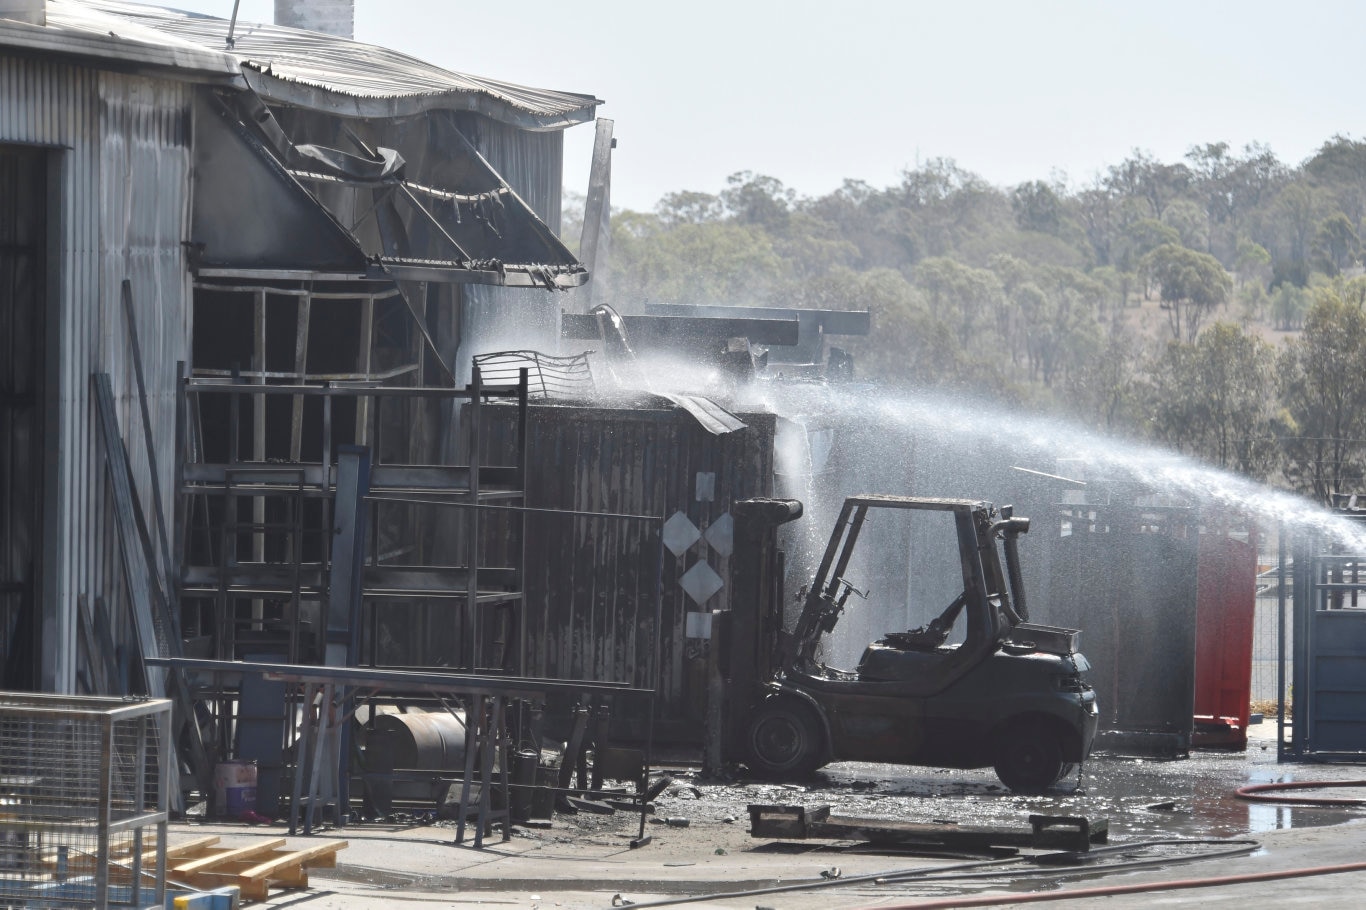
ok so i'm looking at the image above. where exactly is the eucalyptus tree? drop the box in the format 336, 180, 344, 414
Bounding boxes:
1140, 243, 1233, 341
1278, 290, 1366, 502
1148, 323, 1280, 478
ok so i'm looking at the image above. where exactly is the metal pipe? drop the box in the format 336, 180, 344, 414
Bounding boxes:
186, 381, 503, 399
363, 493, 661, 523
641, 527, 664, 843
196, 365, 418, 382
120, 280, 178, 639
193, 282, 402, 300
146, 656, 649, 696
355, 294, 375, 441
226, 0, 241, 47
252, 290, 267, 630
1277, 520, 1287, 762
517, 367, 529, 675
465, 368, 482, 672
998, 521, 1030, 623
290, 293, 311, 461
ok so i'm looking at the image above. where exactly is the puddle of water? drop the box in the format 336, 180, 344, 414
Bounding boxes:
811, 750, 1366, 842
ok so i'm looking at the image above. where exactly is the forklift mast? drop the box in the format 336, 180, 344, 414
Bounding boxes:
781, 496, 1028, 670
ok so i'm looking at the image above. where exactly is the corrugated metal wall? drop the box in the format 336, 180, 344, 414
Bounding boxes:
458, 116, 566, 382
0, 55, 193, 692
97, 71, 194, 684
472, 118, 563, 230
485, 403, 776, 740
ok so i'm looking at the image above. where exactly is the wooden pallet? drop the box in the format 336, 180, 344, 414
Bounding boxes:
36, 835, 228, 878
160, 836, 349, 902
32, 834, 345, 902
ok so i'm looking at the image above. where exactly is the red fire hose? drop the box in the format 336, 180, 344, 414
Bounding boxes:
1234, 779, 1366, 806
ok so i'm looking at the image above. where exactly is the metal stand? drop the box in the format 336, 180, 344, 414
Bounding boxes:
151, 658, 649, 846
454, 694, 512, 847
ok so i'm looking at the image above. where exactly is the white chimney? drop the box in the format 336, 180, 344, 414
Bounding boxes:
274, 0, 353, 39
0, 0, 45, 26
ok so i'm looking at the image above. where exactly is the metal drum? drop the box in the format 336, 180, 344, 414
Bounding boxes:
367, 712, 466, 771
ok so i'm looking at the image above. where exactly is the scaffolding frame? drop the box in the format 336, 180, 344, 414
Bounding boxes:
177, 370, 529, 812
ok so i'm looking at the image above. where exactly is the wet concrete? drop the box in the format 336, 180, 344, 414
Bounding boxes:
175, 723, 1366, 908
634, 722, 1365, 851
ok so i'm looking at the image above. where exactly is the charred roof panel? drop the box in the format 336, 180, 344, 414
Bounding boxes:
20, 2, 591, 286
191, 92, 369, 274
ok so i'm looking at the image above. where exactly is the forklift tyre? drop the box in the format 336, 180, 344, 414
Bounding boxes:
746, 698, 826, 778
992, 719, 1066, 794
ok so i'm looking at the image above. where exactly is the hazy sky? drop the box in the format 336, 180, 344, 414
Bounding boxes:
167, 1, 1363, 212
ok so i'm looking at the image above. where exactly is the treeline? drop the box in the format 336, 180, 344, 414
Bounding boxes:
580, 137, 1366, 501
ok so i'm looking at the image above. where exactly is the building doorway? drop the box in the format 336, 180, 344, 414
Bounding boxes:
0, 145, 47, 690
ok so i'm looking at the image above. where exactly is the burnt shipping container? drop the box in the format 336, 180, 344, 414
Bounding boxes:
478, 400, 776, 743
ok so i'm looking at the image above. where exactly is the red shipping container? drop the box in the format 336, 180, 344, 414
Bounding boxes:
1192, 531, 1258, 748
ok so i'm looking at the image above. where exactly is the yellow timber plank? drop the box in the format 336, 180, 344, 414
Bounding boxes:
48, 837, 218, 875
239, 840, 348, 881
182, 871, 270, 902
163, 836, 222, 860
171, 838, 287, 876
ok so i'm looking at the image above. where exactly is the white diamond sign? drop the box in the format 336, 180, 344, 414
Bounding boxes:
662, 511, 701, 557
704, 512, 734, 558
679, 561, 724, 605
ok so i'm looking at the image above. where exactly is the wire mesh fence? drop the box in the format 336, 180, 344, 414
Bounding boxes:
1251, 564, 1291, 709
0, 693, 169, 908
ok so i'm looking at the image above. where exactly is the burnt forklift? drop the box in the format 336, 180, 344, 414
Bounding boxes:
723, 496, 1098, 793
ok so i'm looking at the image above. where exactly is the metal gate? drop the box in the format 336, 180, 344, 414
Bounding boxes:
1290, 528, 1366, 759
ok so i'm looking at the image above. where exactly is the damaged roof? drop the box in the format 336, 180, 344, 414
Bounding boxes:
0, 0, 240, 75
42, 0, 601, 130
2, 0, 594, 288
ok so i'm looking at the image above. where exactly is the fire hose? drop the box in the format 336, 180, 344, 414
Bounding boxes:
841, 785, 1366, 909
613, 838, 1258, 908
615, 785, 1366, 908
1234, 778, 1366, 806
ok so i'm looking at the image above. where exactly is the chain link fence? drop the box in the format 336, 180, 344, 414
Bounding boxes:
1251, 563, 1291, 711
0, 693, 169, 908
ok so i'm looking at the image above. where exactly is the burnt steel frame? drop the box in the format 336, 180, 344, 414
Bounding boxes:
150, 656, 657, 846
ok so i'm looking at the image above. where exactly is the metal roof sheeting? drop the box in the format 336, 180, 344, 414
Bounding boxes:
45, 0, 601, 129
0, 2, 240, 77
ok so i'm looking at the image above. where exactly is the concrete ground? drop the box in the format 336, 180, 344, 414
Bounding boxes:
173, 722, 1366, 909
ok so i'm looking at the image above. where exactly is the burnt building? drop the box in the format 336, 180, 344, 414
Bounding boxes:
0, 0, 596, 695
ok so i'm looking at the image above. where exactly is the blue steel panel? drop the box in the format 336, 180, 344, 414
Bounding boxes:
1307, 610, 1366, 752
